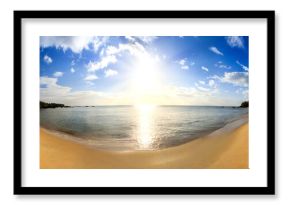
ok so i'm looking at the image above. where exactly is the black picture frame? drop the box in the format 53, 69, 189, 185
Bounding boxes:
14, 10, 275, 195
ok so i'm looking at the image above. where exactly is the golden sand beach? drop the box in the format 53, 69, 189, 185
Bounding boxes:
40, 123, 248, 169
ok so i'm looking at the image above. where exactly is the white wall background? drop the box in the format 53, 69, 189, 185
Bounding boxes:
0, 0, 286, 204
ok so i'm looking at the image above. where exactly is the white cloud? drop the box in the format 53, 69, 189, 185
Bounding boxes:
40, 77, 112, 106
235, 88, 249, 100
212, 72, 248, 87
70, 68, 75, 73
235, 89, 241, 94
181, 65, 189, 70
215, 61, 231, 69
53, 71, 64, 77
137, 36, 158, 43
85, 81, 95, 86
106, 43, 143, 57
194, 82, 211, 92
98, 42, 147, 68
154, 54, 161, 62
194, 80, 217, 93
226, 36, 244, 48
87, 55, 117, 72
170, 86, 197, 97
122, 43, 146, 56
242, 89, 249, 100
236, 60, 249, 71
43, 55, 52, 64
178, 59, 186, 66
84, 74, 98, 81
106, 45, 120, 55
104, 69, 118, 77
177, 58, 190, 70
208, 79, 215, 87
195, 85, 210, 92
201, 66, 209, 72
40, 36, 110, 54
86, 40, 153, 78
99, 48, 105, 57
40, 77, 240, 106
40, 36, 94, 53
40, 76, 57, 85
125, 36, 158, 44
92, 37, 109, 52
125, 36, 135, 42
103, 41, 150, 63
40, 77, 71, 99
209, 46, 224, 56
165, 86, 227, 105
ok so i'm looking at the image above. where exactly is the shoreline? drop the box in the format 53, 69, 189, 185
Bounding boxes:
41, 114, 249, 152
40, 118, 248, 169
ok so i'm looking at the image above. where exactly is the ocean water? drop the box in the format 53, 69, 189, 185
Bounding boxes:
40, 105, 248, 151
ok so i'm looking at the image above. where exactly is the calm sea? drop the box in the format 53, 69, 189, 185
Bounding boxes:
40, 105, 248, 151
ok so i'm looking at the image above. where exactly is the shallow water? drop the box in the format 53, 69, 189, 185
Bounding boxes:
40, 105, 248, 150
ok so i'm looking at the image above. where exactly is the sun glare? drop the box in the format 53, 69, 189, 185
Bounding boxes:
130, 52, 162, 105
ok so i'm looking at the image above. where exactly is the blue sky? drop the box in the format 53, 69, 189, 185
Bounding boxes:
40, 36, 248, 106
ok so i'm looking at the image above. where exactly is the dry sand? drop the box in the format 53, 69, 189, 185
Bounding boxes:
40, 123, 248, 169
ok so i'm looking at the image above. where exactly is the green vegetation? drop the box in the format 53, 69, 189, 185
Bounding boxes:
240, 101, 249, 108
40, 101, 69, 109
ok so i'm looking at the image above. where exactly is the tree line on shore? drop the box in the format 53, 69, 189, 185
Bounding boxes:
40, 101, 70, 109
240, 101, 249, 108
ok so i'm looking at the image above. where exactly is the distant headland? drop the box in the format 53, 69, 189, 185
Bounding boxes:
240, 101, 249, 108
40, 101, 70, 109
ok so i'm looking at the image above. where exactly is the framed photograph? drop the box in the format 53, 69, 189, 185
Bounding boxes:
14, 10, 275, 195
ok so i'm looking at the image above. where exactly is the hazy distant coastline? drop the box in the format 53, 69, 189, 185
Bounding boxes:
40, 101, 249, 109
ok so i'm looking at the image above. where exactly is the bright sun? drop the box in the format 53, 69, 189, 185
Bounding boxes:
130, 52, 162, 105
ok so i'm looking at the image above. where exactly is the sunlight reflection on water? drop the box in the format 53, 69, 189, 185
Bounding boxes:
135, 104, 156, 149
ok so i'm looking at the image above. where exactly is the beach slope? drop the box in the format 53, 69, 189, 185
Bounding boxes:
40, 123, 248, 169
